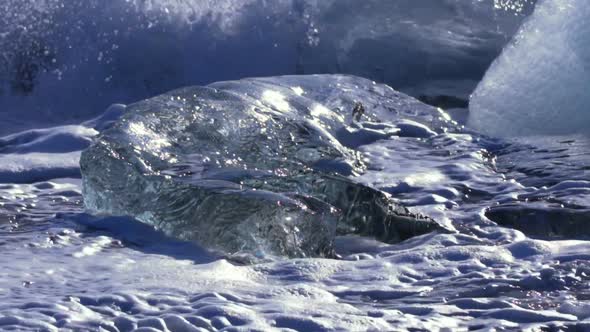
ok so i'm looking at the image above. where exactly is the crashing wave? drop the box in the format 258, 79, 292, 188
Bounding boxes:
80, 75, 451, 257
0, 0, 534, 134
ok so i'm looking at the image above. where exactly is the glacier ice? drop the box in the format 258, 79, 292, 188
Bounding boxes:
80, 75, 449, 257
0, 0, 534, 134
469, 0, 590, 136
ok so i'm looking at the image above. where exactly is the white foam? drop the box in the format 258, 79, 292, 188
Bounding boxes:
0, 125, 99, 183
0, 74, 589, 331
0, 152, 82, 183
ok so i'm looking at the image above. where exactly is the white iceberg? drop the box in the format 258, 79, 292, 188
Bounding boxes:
470, 0, 590, 136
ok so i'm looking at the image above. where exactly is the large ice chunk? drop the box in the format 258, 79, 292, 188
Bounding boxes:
80, 75, 448, 258
469, 0, 590, 136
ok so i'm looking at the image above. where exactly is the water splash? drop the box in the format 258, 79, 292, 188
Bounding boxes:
0, 0, 534, 134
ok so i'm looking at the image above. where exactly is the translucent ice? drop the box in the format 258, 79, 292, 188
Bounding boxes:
80, 75, 448, 257
469, 0, 590, 136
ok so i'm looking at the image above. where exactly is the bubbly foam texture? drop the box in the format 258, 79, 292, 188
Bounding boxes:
470, 0, 590, 136
2, 76, 590, 330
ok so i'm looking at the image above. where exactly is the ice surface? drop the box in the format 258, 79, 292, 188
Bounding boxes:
469, 0, 590, 136
80, 75, 448, 257
0, 0, 535, 134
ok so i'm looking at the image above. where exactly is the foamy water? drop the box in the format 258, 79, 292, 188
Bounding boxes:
1, 75, 589, 331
